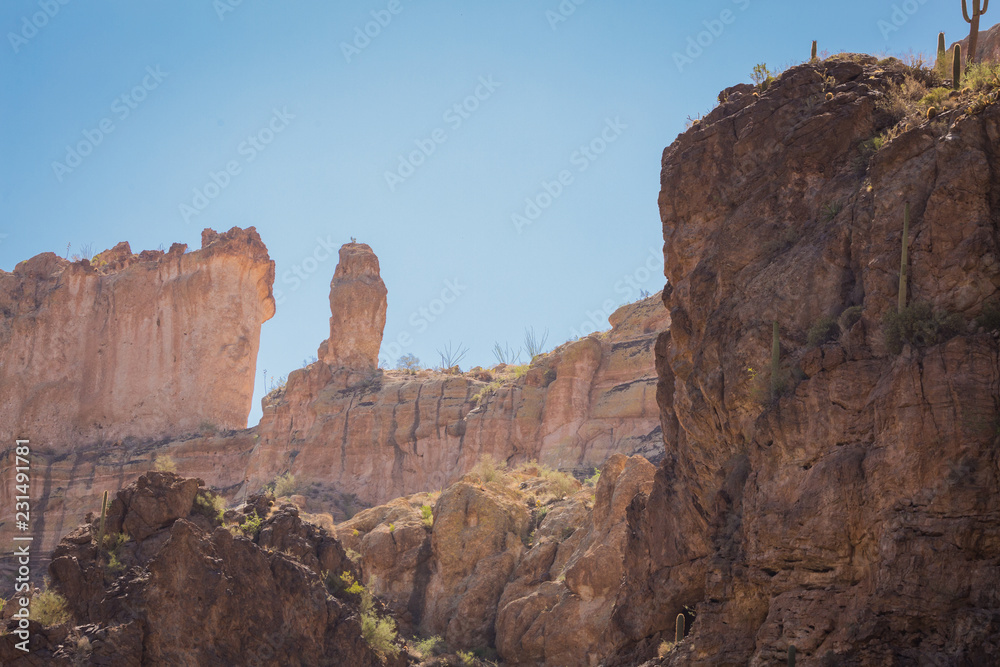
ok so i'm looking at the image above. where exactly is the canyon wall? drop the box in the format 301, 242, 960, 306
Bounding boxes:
609, 55, 1000, 665
0, 226, 275, 448
0, 239, 667, 580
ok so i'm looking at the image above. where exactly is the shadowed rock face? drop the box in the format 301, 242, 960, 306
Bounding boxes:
318, 243, 387, 369
0, 226, 275, 449
0, 473, 400, 667
608, 56, 1000, 665
334, 454, 656, 666
953, 19, 1000, 65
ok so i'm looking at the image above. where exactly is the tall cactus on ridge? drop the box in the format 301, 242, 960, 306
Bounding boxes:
96, 490, 109, 558
770, 321, 780, 399
898, 203, 910, 313
963, 0, 990, 64
954, 44, 963, 89
936, 32, 947, 77
811, 40, 817, 61
675, 613, 686, 643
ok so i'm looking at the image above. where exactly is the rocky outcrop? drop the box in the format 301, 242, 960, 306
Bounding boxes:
0, 473, 401, 666
244, 293, 668, 507
0, 226, 275, 449
609, 56, 1000, 665
335, 454, 656, 665
318, 243, 387, 369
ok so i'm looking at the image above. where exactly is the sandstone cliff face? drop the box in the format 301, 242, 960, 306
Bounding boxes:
335, 453, 656, 666
244, 291, 666, 506
0, 473, 400, 666
610, 56, 1000, 665
318, 243, 387, 369
0, 226, 275, 449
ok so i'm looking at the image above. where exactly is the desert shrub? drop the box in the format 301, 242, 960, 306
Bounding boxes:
878, 73, 928, 123
273, 472, 297, 497
523, 327, 549, 358
357, 583, 399, 658
395, 354, 421, 372
457, 650, 477, 666
193, 491, 226, 523
420, 504, 433, 527
751, 63, 775, 90
510, 364, 530, 379
238, 512, 263, 538
964, 61, 1000, 92
469, 454, 508, 484
840, 305, 864, 330
807, 316, 839, 347
883, 302, 963, 354
919, 86, 953, 108
106, 552, 126, 576
103, 531, 128, 553
536, 465, 579, 499
388, 523, 395, 533
658, 640, 675, 657
975, 302, 1000, 331
413, 635, 442, 659
345, 548, 361, 563
31, 588, 71, 627
584, 468, 601, 487
198, 421, 217, 436
153, 454, 176, 473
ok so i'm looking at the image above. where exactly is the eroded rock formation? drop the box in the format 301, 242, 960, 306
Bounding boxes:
0, 473, 401, 666
335, 453, 656, 665
318, 243, 387, 369
608, 55, 1000, 665
0, 226, 275, 448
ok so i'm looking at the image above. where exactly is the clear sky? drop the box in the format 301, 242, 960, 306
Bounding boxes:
0, 0, 972, 425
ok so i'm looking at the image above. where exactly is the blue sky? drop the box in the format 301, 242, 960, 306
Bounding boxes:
0, 0, 971, 425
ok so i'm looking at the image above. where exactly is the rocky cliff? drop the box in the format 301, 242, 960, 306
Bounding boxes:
608, 54, 1000, 665
334, 453, 656, 666
1, 472, 404, 666
0, 239, 666, 585
0, 226, 275, 448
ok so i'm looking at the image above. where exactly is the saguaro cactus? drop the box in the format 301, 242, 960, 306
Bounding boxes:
770, 321, 780, 398
811, 40, 817, 61
898, 203, 910, 313
788, 645, 797, 667
953, 44, 963, 89
936, 32, 947, 77
675, 613, 686, 643
96, 490, 109, 556
963, 0, 990, 64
